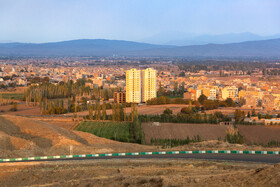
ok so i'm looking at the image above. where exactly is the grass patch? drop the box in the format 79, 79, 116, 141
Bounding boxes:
1, 93, 24, 100
75, 121, 132, 142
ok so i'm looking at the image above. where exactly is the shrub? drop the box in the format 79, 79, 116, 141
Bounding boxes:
9, 103, 18, 111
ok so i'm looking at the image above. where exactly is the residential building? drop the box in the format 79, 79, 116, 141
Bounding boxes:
208, 89, 217, 100
244, 95, 258, 108
222, 86, 238, 101
141, 68, 157, 102
126, 68, 141, 103
114, 92, 126, 103
262, 95, 275, 110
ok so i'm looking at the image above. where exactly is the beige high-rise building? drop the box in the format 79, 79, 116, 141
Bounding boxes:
141, 68, 157, 102
126, 68, 157, 103
126, 68, 141, 103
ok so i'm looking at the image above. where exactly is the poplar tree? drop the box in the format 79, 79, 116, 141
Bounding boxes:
88, 105, 93, 120
102, 103, 107, 120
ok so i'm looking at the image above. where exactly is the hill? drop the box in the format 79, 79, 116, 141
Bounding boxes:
0, 38, 280, 58
0, 115, 154, 158
0, 39, 168, 57
133, 38, 280, 58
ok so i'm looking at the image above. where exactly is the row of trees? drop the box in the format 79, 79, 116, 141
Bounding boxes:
150, 135, 201, 148
24, 79, 122, 106
85, 103, 139, 122
139, 107, 231, 124
146, 95, 237, 111
157, 81, 185, 97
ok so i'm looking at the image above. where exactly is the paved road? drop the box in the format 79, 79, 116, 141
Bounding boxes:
8, 153, 280, 164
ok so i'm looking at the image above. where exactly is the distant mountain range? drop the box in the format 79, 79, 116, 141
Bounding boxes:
140, 32, 280, 46
0, 38, 280, 58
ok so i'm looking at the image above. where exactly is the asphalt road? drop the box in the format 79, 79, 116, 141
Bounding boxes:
8, 153, 280, 164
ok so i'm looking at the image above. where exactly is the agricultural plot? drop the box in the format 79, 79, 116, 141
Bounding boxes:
142, 122, 228, 144
237, 125, 280, 145
1, 93, 24, 100
75, 121, 132, 142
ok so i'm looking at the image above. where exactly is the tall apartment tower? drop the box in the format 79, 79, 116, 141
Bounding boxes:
141, 68, 157, 102
126, 68, 141, 103
126, 68, 157, 103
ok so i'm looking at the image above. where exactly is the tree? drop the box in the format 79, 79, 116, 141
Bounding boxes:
102, 103, 107, 120
181, 107, 193, 114
252, 109, 256, 116
247, 111, 251, 118
163, 108, 173, 115
95, 101, 101, 120
131, 103, 138, 122
158, 82, 165, 96
119, 104, 125, 121
88, 105, 93, 120
179, 72, 185, 77
203, 100, 219, 110
225, 98, 236, 107
9, 102, 18, 111
234, 109, 245, 122
179, 82, 185, 96
198, 94, 207, 105
173, 82, 178, 96
102, 89, 110, 100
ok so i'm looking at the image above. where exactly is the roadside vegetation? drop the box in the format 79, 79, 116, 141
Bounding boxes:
150, 135, 202, 148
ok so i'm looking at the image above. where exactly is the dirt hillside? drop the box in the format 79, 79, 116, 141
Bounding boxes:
0, 159, 278, 186
0, 115, 154, 158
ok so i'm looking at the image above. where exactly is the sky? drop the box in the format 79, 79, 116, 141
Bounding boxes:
0, 0, 280, 43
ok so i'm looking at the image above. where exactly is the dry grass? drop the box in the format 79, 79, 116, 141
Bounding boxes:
0, 103, 41, 115
0, 159, 278, 187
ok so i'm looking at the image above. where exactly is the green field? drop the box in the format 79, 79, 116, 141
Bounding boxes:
75, 121, 132, 142
1, 93, 24, 100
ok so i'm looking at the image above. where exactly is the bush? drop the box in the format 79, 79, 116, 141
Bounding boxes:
9, 103, 18, 111
225, 126, 244, 144
150, 135, 202, 148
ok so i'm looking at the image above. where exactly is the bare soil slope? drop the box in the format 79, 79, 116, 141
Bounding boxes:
0, 115, 154, 158
0, 159, 278, 187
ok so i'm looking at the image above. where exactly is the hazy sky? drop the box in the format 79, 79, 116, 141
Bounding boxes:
0, 0, 280, 43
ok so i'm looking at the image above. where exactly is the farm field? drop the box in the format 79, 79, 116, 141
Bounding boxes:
237, 125, 280, 144
0, 93, 24, 100
75, 121, 132, 142
142, 122, 228, 144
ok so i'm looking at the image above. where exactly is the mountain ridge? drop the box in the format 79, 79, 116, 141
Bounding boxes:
0, 38, 279, 58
